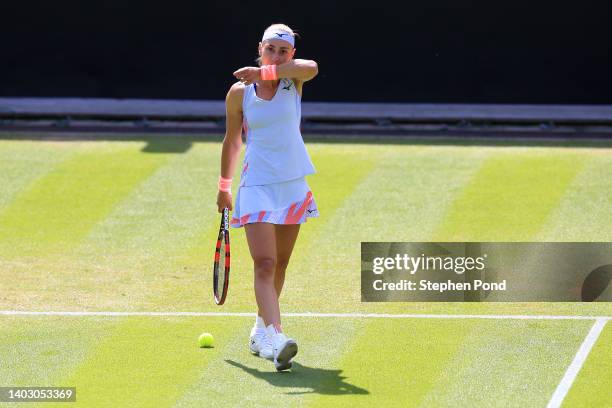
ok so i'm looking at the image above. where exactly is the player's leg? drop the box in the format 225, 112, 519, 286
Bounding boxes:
244, 222, 277, 358
268, 223, 300, 370
245, 222, 298, 370
273, 224, 301, 298
245, 222, 280, 329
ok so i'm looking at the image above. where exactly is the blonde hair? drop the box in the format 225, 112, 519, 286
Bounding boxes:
255, 23, 300, 66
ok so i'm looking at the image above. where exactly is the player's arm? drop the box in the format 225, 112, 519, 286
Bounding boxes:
217, 82, 244, 212
278, 59, 318, 97
220, 82, 244, 179
276, 59, 318, 82
233, 59, 318, 96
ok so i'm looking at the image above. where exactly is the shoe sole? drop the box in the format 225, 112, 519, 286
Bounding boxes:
274, 340, 298, 371
251, 350, 274, 360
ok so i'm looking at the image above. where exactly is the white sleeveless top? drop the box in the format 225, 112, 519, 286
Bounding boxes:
240, 78, 316, 187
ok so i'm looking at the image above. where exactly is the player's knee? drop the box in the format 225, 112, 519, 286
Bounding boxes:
254, 257, 276, 280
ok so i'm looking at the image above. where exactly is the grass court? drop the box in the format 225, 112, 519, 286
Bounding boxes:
1, 134, 611, 407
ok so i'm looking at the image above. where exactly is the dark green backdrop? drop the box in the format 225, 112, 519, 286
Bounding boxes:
2, 0, 611, 103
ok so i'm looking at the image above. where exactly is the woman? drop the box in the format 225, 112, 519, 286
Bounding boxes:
216, 23, 319, 371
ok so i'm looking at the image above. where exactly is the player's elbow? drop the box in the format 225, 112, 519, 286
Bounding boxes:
223, 130, 242, 150
308, 60, 319, 78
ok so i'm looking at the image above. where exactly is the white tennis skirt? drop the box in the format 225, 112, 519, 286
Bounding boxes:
230, 177, 319, 228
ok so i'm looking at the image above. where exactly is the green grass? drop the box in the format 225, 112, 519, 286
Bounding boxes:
433, 152, 587, 241
0, 136, 611, 407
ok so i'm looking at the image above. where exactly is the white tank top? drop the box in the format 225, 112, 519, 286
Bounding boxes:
240, 78, 316, 187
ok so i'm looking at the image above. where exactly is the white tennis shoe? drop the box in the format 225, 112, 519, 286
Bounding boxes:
249, 327, 273, 359
266, 324, 298, 371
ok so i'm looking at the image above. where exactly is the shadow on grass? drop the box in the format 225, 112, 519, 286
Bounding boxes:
141, 138, 192, 153
225, 359, 369, 396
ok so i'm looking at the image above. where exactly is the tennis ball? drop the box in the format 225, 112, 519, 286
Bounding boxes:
198, 332, 214, 348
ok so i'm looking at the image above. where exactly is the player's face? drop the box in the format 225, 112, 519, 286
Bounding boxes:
259, 39, 295, 65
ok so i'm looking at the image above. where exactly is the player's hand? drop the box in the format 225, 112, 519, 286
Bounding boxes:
217, 191, 233, 212
233, 67, 261, 85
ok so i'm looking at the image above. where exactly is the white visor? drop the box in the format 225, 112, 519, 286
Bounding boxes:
261, 29, 295, 47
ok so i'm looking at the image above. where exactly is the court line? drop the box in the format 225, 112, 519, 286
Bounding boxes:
546, 318, 608, 408
0, 310, 610, 320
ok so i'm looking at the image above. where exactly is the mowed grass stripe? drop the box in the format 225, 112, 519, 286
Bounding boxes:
417, 319, 594, 407
426, 148, 612, 316
562, 323, 612, 407
284, 145, 490, 314
433, 151, 587, 241
62, 142, 222, 311
297, 146, 487, 407
303, 145, 490, 242
536, 152, 612, 241
0, 141, 76, 211
0, 316, 119, 389
0, 143, 170, 259
308, 318, 477, 407
296, 146, 487, 406
414, 150, 601, 406
48, 316, 245, 408
0, 141, 179, 311
413, 149, 602, 406
73, 142, 218, 261
0, 141, 218, 310
0, 140, 229, 406
0, 141, 77, 310
308, 148, 600, 406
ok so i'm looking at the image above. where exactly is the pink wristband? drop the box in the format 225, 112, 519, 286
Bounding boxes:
260, 64, 278, 81
218, 176, 232, 193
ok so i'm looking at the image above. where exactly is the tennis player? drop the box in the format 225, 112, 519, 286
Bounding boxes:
216, 23, 319, 371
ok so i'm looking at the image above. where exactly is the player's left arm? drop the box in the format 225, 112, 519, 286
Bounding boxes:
233, 59, 318, 96
276, 59, 318, 96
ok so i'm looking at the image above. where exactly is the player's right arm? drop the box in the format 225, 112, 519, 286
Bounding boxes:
217, 82, 244, 213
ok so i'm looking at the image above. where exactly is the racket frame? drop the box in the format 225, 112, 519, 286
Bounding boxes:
213, 207, 230, 305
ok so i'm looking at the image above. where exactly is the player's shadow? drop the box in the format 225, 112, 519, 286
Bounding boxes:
141, 138, 192, 153
225, 359, 369, 396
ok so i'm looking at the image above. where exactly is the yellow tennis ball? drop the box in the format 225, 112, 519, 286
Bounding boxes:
198, 332, 214, 348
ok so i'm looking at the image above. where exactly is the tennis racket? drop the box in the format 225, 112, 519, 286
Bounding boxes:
213, 207, 230, 305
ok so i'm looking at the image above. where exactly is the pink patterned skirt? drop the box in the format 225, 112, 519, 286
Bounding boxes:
230, 177, 319, 228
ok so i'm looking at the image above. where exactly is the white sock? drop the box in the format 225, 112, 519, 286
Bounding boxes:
255, 315, 265, 329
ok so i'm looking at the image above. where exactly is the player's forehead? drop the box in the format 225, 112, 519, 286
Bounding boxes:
261, 38, 293, 50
